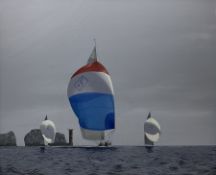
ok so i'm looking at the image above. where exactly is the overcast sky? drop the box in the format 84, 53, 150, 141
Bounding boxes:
0, 0, 216, 146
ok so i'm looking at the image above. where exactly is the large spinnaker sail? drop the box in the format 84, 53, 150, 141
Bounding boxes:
144, 113, 161, 145
40, 116, 56, 145
67, 46, 115, 141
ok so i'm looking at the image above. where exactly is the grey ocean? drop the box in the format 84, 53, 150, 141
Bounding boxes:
0, 146, 215, 175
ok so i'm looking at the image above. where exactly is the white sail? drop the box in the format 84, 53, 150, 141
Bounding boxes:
145, 132, 160, 142
144, 117, 161, 135
40, 118, 56, 145
144, 113, 161, 144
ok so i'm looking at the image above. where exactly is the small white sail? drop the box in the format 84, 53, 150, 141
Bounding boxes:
145, 133, 160, 142
40, 116, 56, 145
144, 117, 161, 135
144, 113, 161, 145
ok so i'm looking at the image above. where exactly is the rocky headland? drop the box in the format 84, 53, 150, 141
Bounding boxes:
0, 131, 17, 146
52, 132, 67, 146
24, 129, 67, 146
24, 129, 44, 146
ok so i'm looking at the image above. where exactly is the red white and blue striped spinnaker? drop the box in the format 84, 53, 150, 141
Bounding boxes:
67, 46, 115, 140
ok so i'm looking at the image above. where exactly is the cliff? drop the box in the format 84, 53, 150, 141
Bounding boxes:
0, 131, 17, 146
24, 129, 44, 146
52, 132, 67, 146
24, 129, 67, 146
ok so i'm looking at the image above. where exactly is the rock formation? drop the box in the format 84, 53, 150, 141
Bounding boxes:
53, 132, 67, 145
24, 129, 67, 146
0, 131, 17, 146
24, 129, 44, 146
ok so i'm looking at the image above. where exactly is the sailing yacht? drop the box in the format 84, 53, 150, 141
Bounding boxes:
144, 112, 161, 147
67, 44, 115, 146
40, 115, 56, 145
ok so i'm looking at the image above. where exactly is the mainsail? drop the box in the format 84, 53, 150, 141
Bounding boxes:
40, 115, 56, 145
67, 46, 115, 142
144, 112, 161, 146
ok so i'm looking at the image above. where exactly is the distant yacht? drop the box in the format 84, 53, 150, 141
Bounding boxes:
144, 112, 161, 147
40, 115, 56, 146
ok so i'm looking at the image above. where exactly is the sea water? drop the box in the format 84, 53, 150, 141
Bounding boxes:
0, 146, 215, 175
